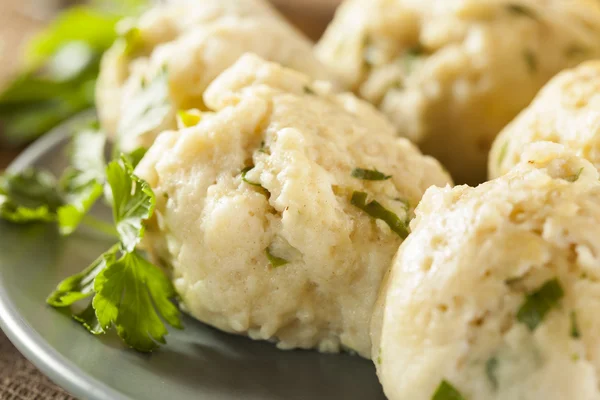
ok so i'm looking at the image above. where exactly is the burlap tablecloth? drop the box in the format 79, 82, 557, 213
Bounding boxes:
0, 332, 73, 400
0, 0, 338, 398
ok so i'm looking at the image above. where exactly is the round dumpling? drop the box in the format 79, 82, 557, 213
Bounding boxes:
316, 0, 600, 184
372, 142, 600, 399
135, 54, 452, 358
490, 61, 600, 180
96, 0, 334, 152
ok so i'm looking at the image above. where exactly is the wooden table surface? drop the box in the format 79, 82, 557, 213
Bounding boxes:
0, 0, 341, 398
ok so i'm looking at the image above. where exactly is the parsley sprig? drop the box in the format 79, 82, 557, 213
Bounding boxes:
351, 191, 409, 238
516, 278, 564, 331
0, 2, 148, 146
1, 124, 181, 352
47, 156, 181, 352
432, 380, 465, 400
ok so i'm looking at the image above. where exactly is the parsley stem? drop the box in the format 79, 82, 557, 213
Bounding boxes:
81, 215, 119, 238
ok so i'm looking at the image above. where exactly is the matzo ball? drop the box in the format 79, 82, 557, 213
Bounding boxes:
135, 54, 451, 358
373, 142, 600, 399
316, 0, 600, 184
96, 0, 334, 152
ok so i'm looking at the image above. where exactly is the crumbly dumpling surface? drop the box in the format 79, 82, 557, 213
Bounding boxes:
490, 61, 600, 179
96, 0, 334, 152
373, 142, 600, 399
316, 0, 600, 184
135, 54, 451, 358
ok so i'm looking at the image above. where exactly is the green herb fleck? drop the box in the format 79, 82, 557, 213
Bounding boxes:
565, 45, 590, 58
266, 247, 289, 268
506, 4, 538, 19
394, 198, 410, 209
258, 141, 268, 154
303, 86, 315, 95
516, 278, 564, 331
432, 380, 466, 400
570, 311, 580, 339
389, 80, 405, 91
403, 46, 424, 74
564, 168, 584, 183
351, 191, 409, 239
486, 356, 499, 390
524, 50, 537, 73
241, 167, 263, 188
177, 109, 202, 128
505, 276, 524, 287
351, 168, 392, 181
497, 141, 509, 166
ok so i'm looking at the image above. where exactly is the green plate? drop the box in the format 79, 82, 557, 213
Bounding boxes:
0, 122, 385, 400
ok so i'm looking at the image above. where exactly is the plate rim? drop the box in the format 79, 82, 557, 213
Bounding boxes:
0, 120, 130, 400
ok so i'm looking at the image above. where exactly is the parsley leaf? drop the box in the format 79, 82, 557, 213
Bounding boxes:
432, 380, 466, 400
123, 147, 148, 169
57, 127, 106, 235
117, 67, 171, 143
486, 356, 499, 390
73, 303, 105, 335
570, 311, 580, 339
25, 7, 120, 68
564, 167, 584, 183
0, 8, 119, 146
0, 2, 149, 146
47, 244, 120, 308
48, 156, 182, 352
351, 191, 409, 238
106, 157, 155, 252
266, 247, 289, 268
516, 278, 564, 331
0, 169, 62, 223
351, 168, 391, 181
93, 250, 182, 352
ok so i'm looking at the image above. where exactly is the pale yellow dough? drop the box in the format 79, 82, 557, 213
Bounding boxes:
491, 61, 600, 179
316, 0, 600, 184
96, 0, 334, 152
373, 142, 600, 399
135, 54, 451, 358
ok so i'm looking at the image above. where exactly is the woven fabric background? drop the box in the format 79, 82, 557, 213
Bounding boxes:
0, 332, 72, 400
0, 0, 337, 398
